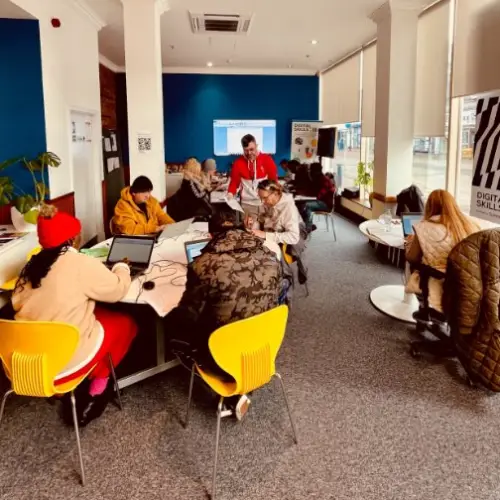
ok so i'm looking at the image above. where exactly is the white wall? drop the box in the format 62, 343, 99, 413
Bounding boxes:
11, 0, 105, 238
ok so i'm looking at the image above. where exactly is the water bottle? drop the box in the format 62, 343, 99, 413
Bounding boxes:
378, 209, 393, 232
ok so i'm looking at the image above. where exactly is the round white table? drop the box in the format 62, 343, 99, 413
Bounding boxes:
359, 219, 418, 324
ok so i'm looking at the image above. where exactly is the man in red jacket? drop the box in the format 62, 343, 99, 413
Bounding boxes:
227, 134, 278, 217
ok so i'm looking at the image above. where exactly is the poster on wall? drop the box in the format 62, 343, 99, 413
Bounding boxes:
470, 96, 500, 223
290, 121, 322, 161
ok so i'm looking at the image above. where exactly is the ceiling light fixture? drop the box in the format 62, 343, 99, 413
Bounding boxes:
207, 62, 213, 67
311, 40, 318, 45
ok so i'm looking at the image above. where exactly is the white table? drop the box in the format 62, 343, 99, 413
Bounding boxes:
359, 219, 418, 324
94, 222, 281, 387
210, 191, 227, 204
0, 226, 39, 310
294, 195, 317, 202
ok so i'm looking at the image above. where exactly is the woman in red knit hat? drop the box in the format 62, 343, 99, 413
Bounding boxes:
12, 204, 137, 426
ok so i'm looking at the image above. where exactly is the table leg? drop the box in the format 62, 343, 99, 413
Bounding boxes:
369, 284, 418, 324
117, 314, 180, 389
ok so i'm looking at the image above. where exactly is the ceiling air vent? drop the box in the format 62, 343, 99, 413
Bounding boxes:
189, 13, 253, 35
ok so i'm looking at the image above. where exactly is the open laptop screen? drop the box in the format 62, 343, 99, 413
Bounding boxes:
184, 239, 210, 264
401, 213, 423, 237
107, 237, 155, 265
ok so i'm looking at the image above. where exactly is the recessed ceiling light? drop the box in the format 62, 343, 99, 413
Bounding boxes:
311, 40, 318, 45
207, 62, 213, 67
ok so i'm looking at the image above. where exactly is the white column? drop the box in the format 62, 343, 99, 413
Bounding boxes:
121, 0, 168, 200
369, 0, 425, 217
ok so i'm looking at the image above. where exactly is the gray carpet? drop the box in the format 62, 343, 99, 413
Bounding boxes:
1, 216, 500, 500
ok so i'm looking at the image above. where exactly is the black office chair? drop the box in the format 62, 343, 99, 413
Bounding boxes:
409, 264, 454, 359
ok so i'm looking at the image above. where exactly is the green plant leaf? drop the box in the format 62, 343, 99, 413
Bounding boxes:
0, 157, 22, 172
23, 209, 39, 224
15, 195, 35, 214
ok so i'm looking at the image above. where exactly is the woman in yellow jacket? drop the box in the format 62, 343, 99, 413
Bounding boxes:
113, 176, 175, 235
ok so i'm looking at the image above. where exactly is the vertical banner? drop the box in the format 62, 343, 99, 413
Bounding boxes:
291, 121, 322, 161
470, 96, 500, 223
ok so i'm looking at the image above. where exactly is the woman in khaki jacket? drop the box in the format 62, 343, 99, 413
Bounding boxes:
13, 204, 137, 426
405, 189, 479, 313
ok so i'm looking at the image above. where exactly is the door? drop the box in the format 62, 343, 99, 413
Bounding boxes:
71, 111, 97, 245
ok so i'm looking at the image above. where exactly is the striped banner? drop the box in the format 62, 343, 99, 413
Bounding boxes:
470, 96, 500, 223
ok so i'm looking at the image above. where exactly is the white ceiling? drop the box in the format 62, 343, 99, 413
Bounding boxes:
88, 0, 390, 73
0, 1, 34, 19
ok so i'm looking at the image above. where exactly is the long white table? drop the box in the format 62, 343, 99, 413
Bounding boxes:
93, 222, 281, 388
0, 225, 39, 310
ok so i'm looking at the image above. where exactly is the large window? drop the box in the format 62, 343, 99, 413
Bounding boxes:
456, 95, 477, 213
412, 137, 448, 198
335, 123, 361, 189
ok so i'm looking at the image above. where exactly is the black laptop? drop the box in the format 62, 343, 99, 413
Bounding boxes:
106, 235, 155, 277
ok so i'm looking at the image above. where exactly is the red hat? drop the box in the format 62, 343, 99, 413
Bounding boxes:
37, 204, 82, 249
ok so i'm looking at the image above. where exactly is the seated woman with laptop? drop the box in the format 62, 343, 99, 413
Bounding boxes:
12, 205, 137, 427
405, 189, 479, 316
113, 176, 175, 235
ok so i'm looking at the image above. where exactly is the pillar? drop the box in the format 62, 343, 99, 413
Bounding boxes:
369, 0, 425, 217
121, 0, 168, 200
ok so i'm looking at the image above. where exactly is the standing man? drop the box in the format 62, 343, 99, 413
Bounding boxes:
227, 134, 278, 217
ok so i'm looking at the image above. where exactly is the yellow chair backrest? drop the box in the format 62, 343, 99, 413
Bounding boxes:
208, 306, 288, 394
0, 320, 80, 398
1, 246, 42, 291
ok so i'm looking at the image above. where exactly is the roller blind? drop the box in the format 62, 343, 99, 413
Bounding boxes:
321, 52, 361, 125
414, 0, 450, 137
361, 43, 377, 137
453, 0, 500, 97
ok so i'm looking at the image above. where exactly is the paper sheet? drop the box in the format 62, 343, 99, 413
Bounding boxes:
224, 197, 245, 213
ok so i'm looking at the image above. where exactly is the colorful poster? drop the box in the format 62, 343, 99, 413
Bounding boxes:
470, 96, 500, 223
291, 121, 322, 161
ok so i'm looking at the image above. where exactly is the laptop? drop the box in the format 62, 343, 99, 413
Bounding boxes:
401, 212, 423, 237
184, 239, 210, 264
106, 235, 156, 277
157, 218, 194, 241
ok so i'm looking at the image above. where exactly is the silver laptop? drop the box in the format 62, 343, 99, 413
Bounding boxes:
157, 218, 194, 241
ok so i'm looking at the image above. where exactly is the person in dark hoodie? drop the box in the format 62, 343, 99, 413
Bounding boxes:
164, 209, 282, 419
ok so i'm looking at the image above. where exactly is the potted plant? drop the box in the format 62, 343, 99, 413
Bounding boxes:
0, 152, 61, 231
355, 161, 374, 207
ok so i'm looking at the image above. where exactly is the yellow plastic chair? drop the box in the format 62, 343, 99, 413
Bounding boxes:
184, 306, 297, 499
1, 246, 42, 291
0, 319, 122, 486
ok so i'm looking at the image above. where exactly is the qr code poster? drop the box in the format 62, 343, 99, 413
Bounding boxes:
137, 133, 152, 154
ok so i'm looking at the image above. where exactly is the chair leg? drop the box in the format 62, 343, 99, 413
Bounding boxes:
330, 214, 337, 241
184, 363, 196, 428
0, 389, 14, 425
275, 373, 298, 445
70, 391, 86, 486
108, 353, 123, 411
211, 396, 224, 500
304, 282, 310, 297
325, 214, 330, 232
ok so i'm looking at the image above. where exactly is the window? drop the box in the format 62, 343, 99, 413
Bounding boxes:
335, 122, 361, 189
456, 95, 478, 213
412, 136, 448, 198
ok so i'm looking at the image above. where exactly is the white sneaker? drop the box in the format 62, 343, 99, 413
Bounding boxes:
235, 395, 251, 421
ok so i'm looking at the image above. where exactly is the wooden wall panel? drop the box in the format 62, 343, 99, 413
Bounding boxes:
99, 64, 117, 130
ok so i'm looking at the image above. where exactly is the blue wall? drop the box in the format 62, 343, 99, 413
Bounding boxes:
0, 19, 46, 196
163, 74, 319, 172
